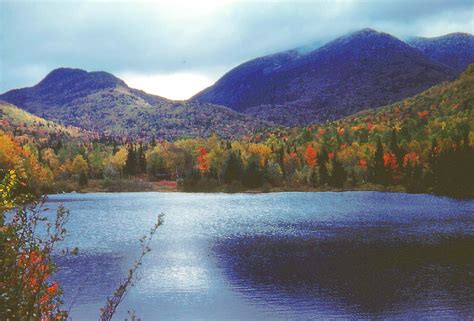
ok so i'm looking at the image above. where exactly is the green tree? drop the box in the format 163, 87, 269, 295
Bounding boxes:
243, 156, 264, 188
146, 148, 168, 179
329, 157, 347, 188
124, 144, 137, 176
137, 143, 147, 174
371, 136, 387, 185
389, 129, 403, 167
318, 147, 329, 185
222, 151, 243, 184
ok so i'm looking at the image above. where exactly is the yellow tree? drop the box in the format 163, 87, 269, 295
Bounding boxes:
0, 132, 22, 170
248, 143, 272, 166
207, 145, 225, 184
108, 147, 128, 179
42, 148, 60, 177
72, 155, 89, 186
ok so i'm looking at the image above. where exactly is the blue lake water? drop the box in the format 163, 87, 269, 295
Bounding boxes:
45, 192, 474, 320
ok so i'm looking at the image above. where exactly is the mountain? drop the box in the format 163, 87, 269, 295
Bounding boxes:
408, 32, 474, 73
345, 63, 474, 125
192, 28, 457, 126
0, 100, 85, 139
0, 68, 268, 139
251, 63, 474, 197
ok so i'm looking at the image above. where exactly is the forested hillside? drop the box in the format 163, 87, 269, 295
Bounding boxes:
0, 101, 85, 138
0, 68, 268, 139
2, 64, 472, 197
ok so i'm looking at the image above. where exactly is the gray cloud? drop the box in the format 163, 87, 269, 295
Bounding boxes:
1, 0, 473, 93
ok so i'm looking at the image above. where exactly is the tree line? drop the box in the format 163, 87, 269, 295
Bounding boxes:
1, 64, 473, 197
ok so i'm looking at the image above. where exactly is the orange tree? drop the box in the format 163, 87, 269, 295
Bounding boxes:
0, 168, 68, 320
1, 168, 164, 320
0, 168, 69, 320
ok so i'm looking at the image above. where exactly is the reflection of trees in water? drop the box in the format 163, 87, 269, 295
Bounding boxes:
213, 230, 474, 317
54, 253, 125, 304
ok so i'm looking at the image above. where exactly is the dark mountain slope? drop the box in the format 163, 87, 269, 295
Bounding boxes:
1, 68, 134, 114
194, 50, 300, 113
193, 28, 456, 126
0, 68, 268, 139
408, 32, 474, 73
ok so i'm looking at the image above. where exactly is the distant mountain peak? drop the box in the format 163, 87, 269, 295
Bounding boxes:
414, 32, 473, 40
321, 27, 407, 51
352, 27, 380, 35
346, 28, 395, 39
42, 67, 87, 79
39, 67, 126, 89
193, 28, 456, 125
0, 67, 130, 113
0, 68, 267, 139
443, 32, 473, 38
409, 32, 474, 73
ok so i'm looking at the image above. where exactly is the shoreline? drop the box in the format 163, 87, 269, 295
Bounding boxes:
47, 179, 471, 199
52, 179, 406, 194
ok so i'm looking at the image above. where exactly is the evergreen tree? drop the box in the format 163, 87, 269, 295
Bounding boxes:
138, 143, 147, 174
309, 169, 318, 187
389, 129, 403, 167
54, 139, 63, 152
301, 128, 312, 143
372, 136, 387, 185
222, 151, 243, 184
329, 157, 347, 188
150, 135, 157, 147
277, 146, 285, 173
243, 156, 264, 188
318, 147, 329, 185
125, 144, 137, 176
403, 163, 424, 193
79, 171, 88, 186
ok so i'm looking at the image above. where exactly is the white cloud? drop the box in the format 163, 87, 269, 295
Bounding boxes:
119, 72, 216, 100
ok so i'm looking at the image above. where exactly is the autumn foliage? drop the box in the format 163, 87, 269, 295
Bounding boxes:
1, 64, 474, 197
197, 147, 209, 174
383, 152, 399, 171
403, 152, 419, 167
305, 145, 317, 167
0, 168, 69, 320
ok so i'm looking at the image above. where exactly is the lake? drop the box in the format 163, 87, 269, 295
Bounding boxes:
45, 192, 474, 320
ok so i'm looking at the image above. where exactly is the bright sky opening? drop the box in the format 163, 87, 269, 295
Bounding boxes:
119, 72, 215, 100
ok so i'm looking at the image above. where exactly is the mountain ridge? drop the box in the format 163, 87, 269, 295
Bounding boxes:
408, 32, 474, 73
192, 28, 467, 125
0, 68, 269, 140
1, 28, 472, 136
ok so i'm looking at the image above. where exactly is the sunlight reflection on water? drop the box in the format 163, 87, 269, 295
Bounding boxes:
46, 191, 474, 320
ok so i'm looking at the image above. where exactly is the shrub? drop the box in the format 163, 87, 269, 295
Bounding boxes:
0, 169, 69, 320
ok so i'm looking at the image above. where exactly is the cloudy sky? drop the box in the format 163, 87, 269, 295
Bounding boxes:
1, 0, 473, 99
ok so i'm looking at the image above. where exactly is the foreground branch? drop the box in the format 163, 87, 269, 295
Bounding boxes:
99, 214, 164, 321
